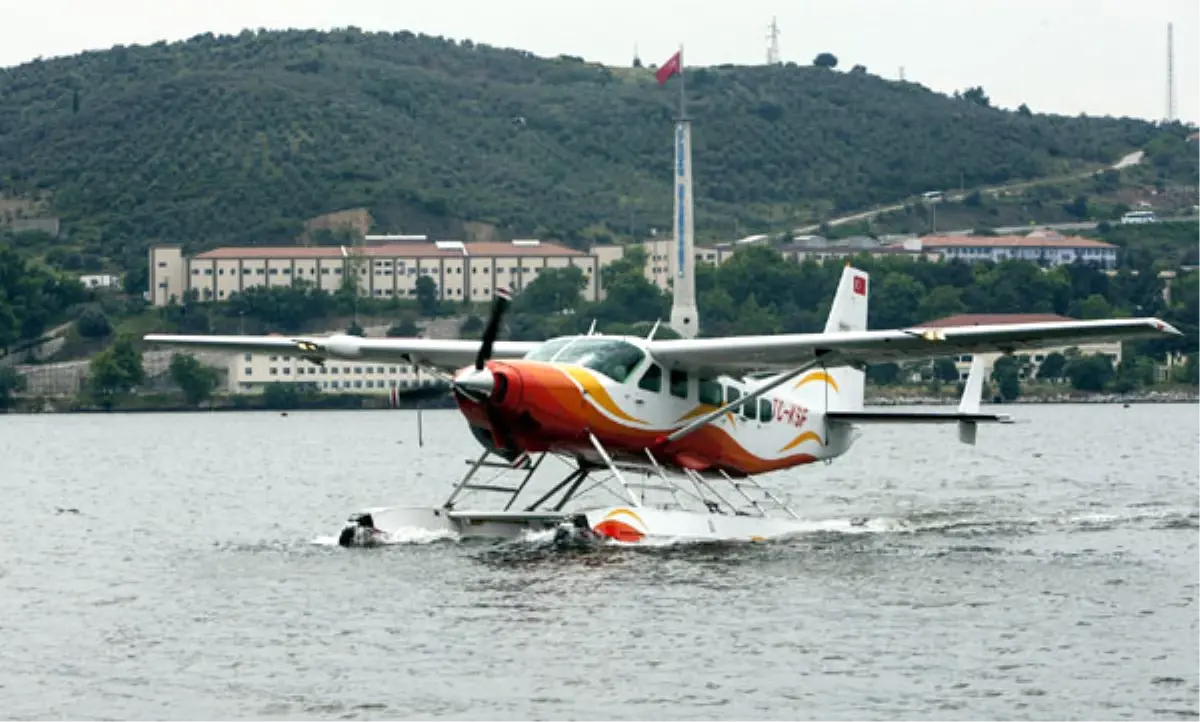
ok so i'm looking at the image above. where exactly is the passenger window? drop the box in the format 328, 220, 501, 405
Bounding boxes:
741, 394, 757, 420
759, 398, 772, 422
698, 377, 722, 406
669, 369, 689, 399
639, 364, 663, 393
725, 385, 742, 408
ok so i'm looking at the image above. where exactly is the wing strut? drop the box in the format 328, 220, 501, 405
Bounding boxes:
664, 352, 832, 444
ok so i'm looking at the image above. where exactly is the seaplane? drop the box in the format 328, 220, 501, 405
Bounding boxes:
142, 118, 1180, 548
143, 263, 1181, 548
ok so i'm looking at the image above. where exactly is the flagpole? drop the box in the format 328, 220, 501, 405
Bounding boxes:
678, 44, 686, 121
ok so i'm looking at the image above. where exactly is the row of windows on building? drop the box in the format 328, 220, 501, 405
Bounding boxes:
192, 264, 594, 277
238, 379, 439, 391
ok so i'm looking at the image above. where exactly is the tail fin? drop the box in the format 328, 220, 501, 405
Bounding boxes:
822, 265, 868, 411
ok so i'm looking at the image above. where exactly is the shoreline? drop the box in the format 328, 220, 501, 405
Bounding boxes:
866, 390, 1199, 406
4, 388, 1196, 414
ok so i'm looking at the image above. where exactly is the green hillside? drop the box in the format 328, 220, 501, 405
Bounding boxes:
0, 27, 1179, 266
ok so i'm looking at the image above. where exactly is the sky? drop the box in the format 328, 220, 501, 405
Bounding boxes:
0, 0, 1196, 124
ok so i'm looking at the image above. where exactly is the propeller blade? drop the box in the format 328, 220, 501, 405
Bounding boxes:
475, 287, 513, 371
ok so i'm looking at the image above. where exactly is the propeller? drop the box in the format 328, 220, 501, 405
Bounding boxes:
475, 287, 512, 371
451, 287, 513, 402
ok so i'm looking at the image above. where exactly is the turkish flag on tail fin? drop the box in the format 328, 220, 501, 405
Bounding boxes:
656, 50, 682, 85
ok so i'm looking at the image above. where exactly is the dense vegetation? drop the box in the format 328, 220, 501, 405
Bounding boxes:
0, 243, 88, 351
0, 27, 1184, 270
4, 241, 1195, 410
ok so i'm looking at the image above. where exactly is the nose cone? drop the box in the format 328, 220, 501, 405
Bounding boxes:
453, 368, 495, 399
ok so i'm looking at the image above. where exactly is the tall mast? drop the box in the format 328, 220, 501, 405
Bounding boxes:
668, 45, 699, 339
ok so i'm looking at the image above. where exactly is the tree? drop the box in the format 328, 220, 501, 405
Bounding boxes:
1111, 354, 1155, 393
961, 86, 991, 108
1064, 353, 1114, 392
76, 307, 112, 339
87, 336, 145, 409
1180, 352, 1200, 386
813, 52, 838, 69
261, 382, 301, 410
0, 366, 26, 410
916, 286, 966, 322
512, 267, 586, 316
1037, 352, 1066, 383
386, 317, 421, 337
866, 363, 900, 386
1063, 195, 1089, 220
932, 358, 960, 383
415, 276, 439, 316
169, 353, 220, 406
991, 355, 1021, 401
459, 315, 483, 336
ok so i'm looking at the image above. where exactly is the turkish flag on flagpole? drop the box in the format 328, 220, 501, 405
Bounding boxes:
656, 49, 682, 85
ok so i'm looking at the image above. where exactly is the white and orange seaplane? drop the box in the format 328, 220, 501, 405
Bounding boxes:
144, 121, 1180, 547
144, 263, 1180, 548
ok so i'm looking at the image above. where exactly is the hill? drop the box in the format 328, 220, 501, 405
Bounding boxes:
0, 27, 1184, 268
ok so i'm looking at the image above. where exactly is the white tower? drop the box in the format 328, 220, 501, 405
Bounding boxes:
767, 17, 781, 66
1166, 22, 1176, 122
669, 118, 699, 339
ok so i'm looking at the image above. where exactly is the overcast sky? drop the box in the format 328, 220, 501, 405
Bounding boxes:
1, 0, 1196, 124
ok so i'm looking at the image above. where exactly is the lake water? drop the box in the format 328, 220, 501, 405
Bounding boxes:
0, 404, 1197, 720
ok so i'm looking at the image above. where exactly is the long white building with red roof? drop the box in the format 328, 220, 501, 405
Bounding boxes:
148, 239, 625, 307
895, 230, 1119, 267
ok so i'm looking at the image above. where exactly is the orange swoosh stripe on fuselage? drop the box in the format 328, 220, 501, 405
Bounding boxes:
558, 365, 649, 425
793, 371, 840, 393
675, 404, 736, 427
779, 430, 823, 453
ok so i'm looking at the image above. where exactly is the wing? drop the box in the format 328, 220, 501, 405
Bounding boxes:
142, 333, 541, 373
646, 317, 1181, 374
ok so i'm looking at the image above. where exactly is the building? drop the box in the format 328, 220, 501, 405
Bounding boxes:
78, 274, 121, 289
898, 230, 1118, 267
920, 313, 1122, 381
635, 234, 937, 293
777, 235, 939, 265
149, 239, 625, 307
227, 350, 438, 396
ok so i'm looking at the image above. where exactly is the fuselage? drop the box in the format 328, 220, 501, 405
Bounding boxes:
451, 335, 861, 477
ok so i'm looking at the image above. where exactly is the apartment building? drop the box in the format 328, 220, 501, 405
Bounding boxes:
149, 239, 621, 307
227, 350, 438, 395
898, 231, 1119, 267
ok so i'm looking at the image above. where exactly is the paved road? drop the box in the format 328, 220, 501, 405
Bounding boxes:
793, 150, 1148, 235
933, 216, 1195, 237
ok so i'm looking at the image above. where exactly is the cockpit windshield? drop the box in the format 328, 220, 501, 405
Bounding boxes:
523, 337, 647, 383
523, 338, 573, 362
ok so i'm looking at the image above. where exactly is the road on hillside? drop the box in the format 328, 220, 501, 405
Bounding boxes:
933, 216, 1195, 237
793, 150, 1148, 235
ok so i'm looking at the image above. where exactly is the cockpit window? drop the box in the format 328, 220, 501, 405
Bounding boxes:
523, 338, 573, 362
548, 338, 647, 383
638, 363, 663, 392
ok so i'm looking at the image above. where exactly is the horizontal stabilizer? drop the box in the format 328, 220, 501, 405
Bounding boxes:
826, 411, 1013, 425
